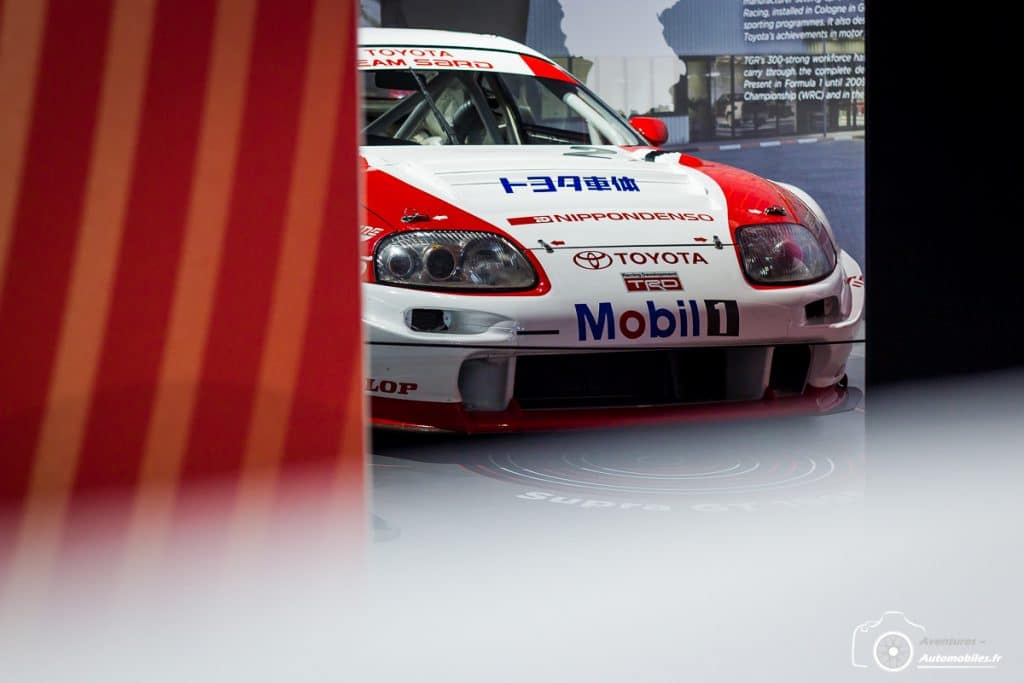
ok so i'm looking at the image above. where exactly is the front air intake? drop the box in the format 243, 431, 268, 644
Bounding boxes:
407, 308, 448, 332
513, 349, 729, 410
768, 344, 811, 396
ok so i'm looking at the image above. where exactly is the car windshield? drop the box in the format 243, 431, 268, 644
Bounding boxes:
361, 67, 645, 146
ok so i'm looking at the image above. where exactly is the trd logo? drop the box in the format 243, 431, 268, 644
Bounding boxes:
575, 300, 740, 340
365, 378, 418, 395
622, 272, 682, 292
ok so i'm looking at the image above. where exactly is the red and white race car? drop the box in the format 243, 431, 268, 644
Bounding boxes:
359, 28, 864, 432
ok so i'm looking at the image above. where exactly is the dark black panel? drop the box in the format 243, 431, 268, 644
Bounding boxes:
769, 345, 810, 396
866, 2, 1021, 383
513, 348, 729, 410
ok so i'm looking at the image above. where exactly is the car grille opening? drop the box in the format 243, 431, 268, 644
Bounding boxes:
768, 344, 811, 396
513, 349, 729, 410
804, 296, 841, 325
408, 308, 448, 332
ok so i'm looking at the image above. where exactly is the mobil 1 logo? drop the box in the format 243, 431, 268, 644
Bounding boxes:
575, 299, 740, 341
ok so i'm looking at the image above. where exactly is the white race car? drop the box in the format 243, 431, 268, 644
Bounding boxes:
359, 27, 863, 432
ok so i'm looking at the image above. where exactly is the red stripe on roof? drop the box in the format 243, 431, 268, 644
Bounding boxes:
520, 54, 576, 84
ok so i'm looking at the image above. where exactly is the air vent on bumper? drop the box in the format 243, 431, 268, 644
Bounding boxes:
511, 348, 772, 410
768, 344, 811, 396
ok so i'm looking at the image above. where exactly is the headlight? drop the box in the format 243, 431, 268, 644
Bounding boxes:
735, 222, 836, 285
374, 230, 537, 290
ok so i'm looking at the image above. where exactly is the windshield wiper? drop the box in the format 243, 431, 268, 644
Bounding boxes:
407, 67, 458, 145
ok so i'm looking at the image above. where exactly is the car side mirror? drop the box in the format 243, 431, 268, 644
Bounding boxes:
628, 116, 668, 146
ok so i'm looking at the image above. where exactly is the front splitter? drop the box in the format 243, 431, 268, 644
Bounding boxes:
370, 382, 855, 433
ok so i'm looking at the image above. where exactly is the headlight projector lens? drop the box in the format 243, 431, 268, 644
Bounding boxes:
381, 244, 419, 279
424, 245, 457, 280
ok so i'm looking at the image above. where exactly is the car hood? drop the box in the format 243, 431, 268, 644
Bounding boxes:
361, 145, 731, 248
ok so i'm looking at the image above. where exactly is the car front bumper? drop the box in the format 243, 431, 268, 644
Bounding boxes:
363, 251, 864, 432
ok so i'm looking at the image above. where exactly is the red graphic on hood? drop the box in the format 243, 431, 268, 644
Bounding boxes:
363, 167, 551, 294
692, 161, 801, 235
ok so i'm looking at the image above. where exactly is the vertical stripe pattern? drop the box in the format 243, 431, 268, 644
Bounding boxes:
131, 0, 259, 546
69, 0, 219, 515
10, 0, 159, 582
0, 0, 48, 295
178, 0, 315, 491
0, 0, 365, 593
234, 0, 351, 520
281, 9, 365, 521
0, 0, 114, 509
